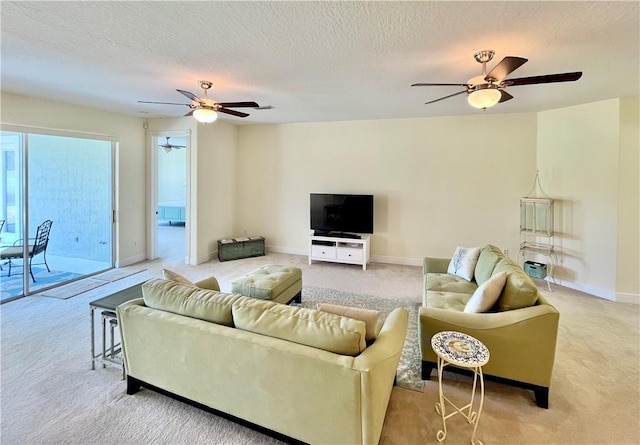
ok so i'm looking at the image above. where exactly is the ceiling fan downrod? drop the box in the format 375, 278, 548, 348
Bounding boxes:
474, 50, 495, 78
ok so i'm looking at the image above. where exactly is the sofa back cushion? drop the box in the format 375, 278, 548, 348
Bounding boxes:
142, 279, 241, 327
232, 298, 367, 356
493, 258, 539, 311
474, 245, 504, 285
447, 246, 481, 281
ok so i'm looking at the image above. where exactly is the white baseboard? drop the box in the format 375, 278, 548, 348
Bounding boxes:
615, 292, 640, 304
371, 255, 423, 267
267, 245, 306, 256
557, 281, 639, 303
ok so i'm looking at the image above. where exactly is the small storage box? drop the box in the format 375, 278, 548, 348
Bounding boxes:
218, 236, 265, 262
524, 261, 547, 279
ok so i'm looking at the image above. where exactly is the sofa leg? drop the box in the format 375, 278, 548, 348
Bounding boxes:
421, 360, 435, 380
126, 375, 141, 395
533, 386, 549, 408
294, 291, 301, 303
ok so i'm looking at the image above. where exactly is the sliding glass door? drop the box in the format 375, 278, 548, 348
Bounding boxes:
0, 129, 114, 302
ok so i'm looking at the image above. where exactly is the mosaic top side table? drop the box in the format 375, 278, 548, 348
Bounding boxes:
431, 331, 490, 445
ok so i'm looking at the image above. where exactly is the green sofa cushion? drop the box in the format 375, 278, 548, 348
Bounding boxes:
232, 297, 367, 356
142, 279, 242, 327
425, 291, 471, 311
493, 258, 539, 311
474, 244, 504, 285
426, 273, 478, 295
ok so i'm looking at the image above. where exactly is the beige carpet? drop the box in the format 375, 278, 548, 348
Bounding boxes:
39, 267, 150, 299
92, 267, 148, 282
1, 253, 638, 444
39, 277, 108, 299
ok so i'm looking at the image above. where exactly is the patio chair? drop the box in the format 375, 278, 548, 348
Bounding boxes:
0, 219, 53, 283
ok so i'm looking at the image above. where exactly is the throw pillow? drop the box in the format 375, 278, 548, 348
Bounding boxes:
464, 271, 508, 313
447, 246, 482, 281
317, 302, 381, 341
162, 269, 194, 286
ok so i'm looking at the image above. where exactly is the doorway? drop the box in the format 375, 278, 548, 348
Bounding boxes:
149, 131, 189, 264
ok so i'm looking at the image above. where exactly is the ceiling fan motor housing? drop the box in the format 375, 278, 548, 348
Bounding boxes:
473, 50, 495, 64
198, 80, 213, 90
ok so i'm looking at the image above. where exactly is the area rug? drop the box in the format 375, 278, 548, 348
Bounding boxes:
0, 268, 84, 300
300, 286, 424, 392
92, 267, 147, 282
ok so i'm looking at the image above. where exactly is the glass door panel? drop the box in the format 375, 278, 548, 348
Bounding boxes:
1, 130, 114, 302
0, 132, 25, 300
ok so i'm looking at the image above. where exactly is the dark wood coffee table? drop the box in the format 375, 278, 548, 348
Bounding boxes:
90, 283, 143, 371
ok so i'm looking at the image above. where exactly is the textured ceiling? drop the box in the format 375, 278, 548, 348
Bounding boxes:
1, 1, 638, 124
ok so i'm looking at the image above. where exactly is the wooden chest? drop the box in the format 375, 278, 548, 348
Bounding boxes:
218, 236, 265, 262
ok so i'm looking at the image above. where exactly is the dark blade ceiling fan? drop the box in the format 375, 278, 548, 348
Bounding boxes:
138, 80, 261, 123
158, 137, 186, 153
412, 50, 582, 109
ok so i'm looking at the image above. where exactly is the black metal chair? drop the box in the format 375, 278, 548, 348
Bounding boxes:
0, 219, 53, 282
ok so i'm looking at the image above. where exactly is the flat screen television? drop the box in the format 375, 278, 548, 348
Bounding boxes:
310, 193, 374, 236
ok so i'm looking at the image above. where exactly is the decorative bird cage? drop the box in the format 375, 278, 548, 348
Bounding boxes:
520, 171, 553, 237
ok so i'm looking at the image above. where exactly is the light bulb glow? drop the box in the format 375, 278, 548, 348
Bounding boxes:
468, 87, 501, 109
193, 107, 218, 123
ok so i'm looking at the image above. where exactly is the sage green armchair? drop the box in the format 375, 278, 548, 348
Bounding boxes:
419, 245, 560, 408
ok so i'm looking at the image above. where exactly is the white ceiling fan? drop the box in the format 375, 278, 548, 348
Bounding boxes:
139, 80, 261, 123
158, 137, 186, 153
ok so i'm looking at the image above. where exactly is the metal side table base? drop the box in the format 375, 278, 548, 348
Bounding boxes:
90, 284, 143, 378
431, 331, 490, 445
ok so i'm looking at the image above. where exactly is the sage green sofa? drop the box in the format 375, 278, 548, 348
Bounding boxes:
419, 245, 559, 408
118, 279, 408, 445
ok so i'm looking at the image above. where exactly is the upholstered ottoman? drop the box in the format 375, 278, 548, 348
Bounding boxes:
231, 264, 302, 305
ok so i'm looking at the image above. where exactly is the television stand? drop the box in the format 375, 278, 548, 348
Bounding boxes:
308, 234, 370, 270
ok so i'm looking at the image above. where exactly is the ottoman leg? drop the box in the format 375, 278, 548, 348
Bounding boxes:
285, 291, 302, 305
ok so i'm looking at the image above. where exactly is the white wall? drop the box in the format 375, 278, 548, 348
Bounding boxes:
616, 97, 640, 300
237, 113, 538, 264
195, 121, 237, 264
537, 98, 638, 301
0, 92, 146, 266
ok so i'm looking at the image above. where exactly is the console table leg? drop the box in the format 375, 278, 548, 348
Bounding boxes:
90, 307, 96, 370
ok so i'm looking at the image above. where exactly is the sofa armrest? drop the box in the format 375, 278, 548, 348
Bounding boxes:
423, 257, 450, 275
419, 303, 559, 387
353, 307, 409, 372
353, 307, 408, 445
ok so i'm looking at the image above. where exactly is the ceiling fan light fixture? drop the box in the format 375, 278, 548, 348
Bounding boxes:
193, 107, 218, 123
163, 145, 172, 153
468, 87, 501, 109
